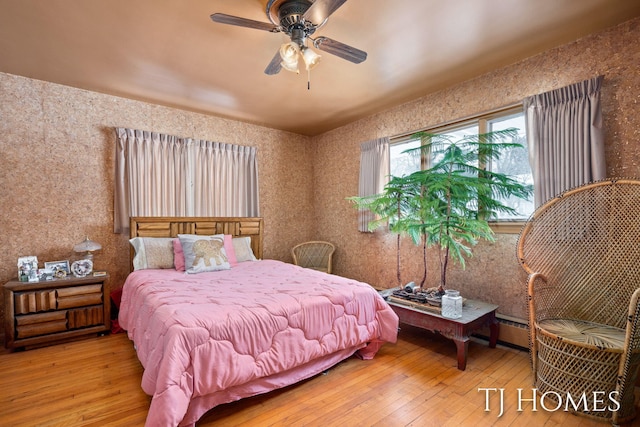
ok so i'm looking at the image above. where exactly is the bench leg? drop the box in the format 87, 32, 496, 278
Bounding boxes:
453, 338, 469, 370
489, 320, 500, 348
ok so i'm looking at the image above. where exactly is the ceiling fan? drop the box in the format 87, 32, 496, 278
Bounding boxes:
210, 0, 367, 80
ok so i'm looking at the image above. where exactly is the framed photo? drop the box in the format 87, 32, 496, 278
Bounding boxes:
38, 268, 55, 281
44, 260, 70, 278
18, 256, 39, 282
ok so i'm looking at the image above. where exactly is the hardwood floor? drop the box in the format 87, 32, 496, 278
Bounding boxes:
0, 326, 635, 426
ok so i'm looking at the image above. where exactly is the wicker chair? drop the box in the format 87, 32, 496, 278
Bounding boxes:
517, 179, 640, 425
291, 241, 335, 274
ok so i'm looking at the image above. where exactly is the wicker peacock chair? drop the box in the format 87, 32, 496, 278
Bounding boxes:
291, 241, 335, 274
517, 179, 640, 424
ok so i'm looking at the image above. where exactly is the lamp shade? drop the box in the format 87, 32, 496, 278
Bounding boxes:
302, 47, 321, 70
279, 42, 300, 73
74, 236, 102, 253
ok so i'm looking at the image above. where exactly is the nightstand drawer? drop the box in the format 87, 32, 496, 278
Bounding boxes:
57, 284, 103, 309
14, 290, 57, 314
16, 311, 68, 338
68, 306, 104, 328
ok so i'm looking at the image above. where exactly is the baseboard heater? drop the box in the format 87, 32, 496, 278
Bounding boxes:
474, 314, 529, 350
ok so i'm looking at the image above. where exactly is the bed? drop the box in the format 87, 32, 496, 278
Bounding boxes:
118, 217, 399, 426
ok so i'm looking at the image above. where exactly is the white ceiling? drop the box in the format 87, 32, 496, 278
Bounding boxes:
1, 0, 639, 136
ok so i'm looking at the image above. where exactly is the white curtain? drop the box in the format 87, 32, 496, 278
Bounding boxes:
358, 137, 390, 232
523, 75, 606, 207
188, 139, 259, 217
114, 128, 259, 233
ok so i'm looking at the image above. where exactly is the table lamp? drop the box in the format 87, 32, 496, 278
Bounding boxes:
74, 236, 102, 260
71, 236, 101, 277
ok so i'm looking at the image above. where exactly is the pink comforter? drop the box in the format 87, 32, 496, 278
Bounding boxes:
119, 260, 398, 426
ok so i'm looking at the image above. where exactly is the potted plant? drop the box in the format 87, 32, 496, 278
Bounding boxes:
351, 128, 532, 298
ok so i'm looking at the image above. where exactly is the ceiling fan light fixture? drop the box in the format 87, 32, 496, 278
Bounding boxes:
211, 0, 368, 81
301, 46, 321, 70
281, 58, 299, 73
279, 41, 300, 73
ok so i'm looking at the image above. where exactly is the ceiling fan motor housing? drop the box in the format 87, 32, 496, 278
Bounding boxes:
275, 0, 318, 48
278, 0, 312, 28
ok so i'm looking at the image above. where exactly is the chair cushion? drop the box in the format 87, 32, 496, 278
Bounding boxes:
537, 318, 625, 351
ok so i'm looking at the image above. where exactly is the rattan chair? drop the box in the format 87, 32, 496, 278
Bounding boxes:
517, 179, 640, 425
291, 241, 335, 274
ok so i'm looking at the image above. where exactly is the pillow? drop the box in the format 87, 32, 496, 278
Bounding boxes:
224, 234, 238, 267
174, 235, 236, 270
178, 234, 231, 273
232, 236, 257, 262
173, 238, 185, 271
129, 237, 175, 271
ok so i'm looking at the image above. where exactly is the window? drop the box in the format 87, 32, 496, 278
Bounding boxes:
389, 107, 534, 230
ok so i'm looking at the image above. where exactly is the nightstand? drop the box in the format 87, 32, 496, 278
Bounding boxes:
3, 274, 110, 350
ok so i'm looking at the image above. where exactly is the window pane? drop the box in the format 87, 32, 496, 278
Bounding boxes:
436, 125, 479, 169
488, 113, 534, 220
390, 138, 421, 177
440, 125, 479, 140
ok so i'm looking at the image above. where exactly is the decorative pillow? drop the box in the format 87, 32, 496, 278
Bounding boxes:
232, 236, 258, 262
178, 234, 231, 273
129, 237, 175, 270
174, 235, 237, 270
173, 238, 185, 271
224, 234, 238, 267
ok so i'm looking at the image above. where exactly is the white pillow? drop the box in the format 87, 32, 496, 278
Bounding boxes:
178, 234, 231, 273
232, 236, 258, 262
129, 237, 175, 270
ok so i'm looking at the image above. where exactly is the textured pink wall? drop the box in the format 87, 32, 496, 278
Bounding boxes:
312, 18, 640, 321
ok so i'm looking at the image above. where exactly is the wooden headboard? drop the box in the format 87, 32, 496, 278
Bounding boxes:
129, 216, 264, 260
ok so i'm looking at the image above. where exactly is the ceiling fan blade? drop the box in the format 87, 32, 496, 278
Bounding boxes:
313, 36, 367, 64
264, 51, 283, 75
210, 13, 278, 32
303, 0, 348, 25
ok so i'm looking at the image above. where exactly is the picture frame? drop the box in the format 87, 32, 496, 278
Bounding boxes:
44, 260, 70, 277
17, 256, 39, 282
38, 268, 55, 281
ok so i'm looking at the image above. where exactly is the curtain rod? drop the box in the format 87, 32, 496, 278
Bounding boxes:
389, 101, 522, 141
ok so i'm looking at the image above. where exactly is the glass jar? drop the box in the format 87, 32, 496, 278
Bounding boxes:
441, 290, 462, 319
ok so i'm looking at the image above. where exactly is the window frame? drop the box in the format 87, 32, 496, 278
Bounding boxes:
389, 105, 531, 234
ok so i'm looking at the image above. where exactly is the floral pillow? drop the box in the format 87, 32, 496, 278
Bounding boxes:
177, 234, 231, 273
129, 237, 175, 270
